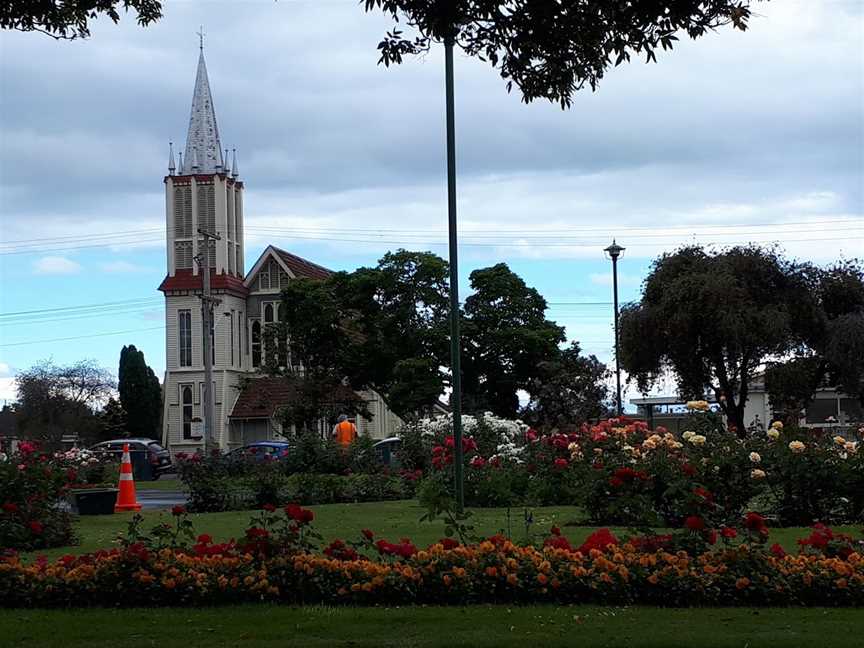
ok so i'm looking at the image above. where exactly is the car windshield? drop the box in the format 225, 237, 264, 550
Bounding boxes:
148, 442, 165, 452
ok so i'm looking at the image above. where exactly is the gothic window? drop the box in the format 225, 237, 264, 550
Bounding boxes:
178, 310, 192, 367
264, 303, 274, 324
174, 186, 193, 238
259, 265, 270, 291
251, 320, 262, 368
181, 385, 194, 439
197, 184, 216, 233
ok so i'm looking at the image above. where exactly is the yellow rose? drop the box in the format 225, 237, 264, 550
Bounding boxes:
833, 436, 846, 446
682, 431, 695, 441
767, 429, 780, 440
788, 440, 806, 454
771, 421, 784, 430
688, 434, 707, 446
686, 400, 709, 412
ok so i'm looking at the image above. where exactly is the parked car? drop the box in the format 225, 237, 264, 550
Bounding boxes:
89, 438, 173, 480
225, 441, 292, 462
372, 437, 402, 468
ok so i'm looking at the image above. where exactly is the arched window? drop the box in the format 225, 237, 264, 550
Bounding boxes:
181, 386, 194, 439
264, 303, 274, 323
251, 321, 262, 368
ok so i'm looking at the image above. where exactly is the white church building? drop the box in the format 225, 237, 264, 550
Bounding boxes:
159, 49, 402, 453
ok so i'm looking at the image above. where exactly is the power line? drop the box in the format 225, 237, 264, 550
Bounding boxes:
0, 326, 166, 348
0, 297, 162, 318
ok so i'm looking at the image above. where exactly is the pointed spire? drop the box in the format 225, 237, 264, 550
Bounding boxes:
223, 148, 231, 175
178, 151, 184, 175
168, 142, 176, 175
231, 148, 238, 178
183, 47, 222, 174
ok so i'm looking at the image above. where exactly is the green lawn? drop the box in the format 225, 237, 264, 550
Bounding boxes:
1, 605, 862, 647
30, 500, 858, 562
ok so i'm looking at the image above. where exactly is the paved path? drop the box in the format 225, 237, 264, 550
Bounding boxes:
136, 489, 188, 510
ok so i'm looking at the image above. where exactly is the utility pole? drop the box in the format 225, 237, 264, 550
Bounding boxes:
444, 31, 464, 512
604, 240, 625, 416
196, 228, 221, 453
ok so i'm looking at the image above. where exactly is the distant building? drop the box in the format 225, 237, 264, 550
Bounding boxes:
159, 48, 400, 453
631, 375, 861, 437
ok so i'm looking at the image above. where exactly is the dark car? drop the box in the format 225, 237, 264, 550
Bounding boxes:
372, 437, 402, 468
226, 441, 292, 462
89, 438, 173, 480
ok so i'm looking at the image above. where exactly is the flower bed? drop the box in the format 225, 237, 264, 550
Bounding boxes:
2, 507, 862, 608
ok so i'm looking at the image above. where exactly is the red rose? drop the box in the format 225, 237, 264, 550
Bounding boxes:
550, 526, 561, 536
28, 520, 44, 535
196, 534, 212, 544
171, 505, 186, 516
721, 527, 738, 539
609, 476, 624, 488
576, 528, 619, 554
681, 463, 696, 477
439, 537, 459, 550
553, 458, 568, 469
693, 487, 713, 503
299, 508, 314, 524
685, 516, 705, 531
262, 503, 276, 512
2, 502, 18, 514
706, 529, 718, 545
743, 512, 768, 534
770, 543, 786, 558
362, 529, 375, 541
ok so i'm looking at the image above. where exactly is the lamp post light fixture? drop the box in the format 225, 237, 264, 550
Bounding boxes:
604, 240, 625, 416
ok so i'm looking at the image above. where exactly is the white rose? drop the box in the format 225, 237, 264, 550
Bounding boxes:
749, 452, 761, 463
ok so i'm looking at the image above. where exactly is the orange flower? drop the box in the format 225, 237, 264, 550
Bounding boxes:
647, 573, 659, 585
836, 578, 848, 589
536, 573, 548, 585
735, 577, 750, 590
507, 573, 518, 586
443, 575, 452, 587
485, 566, 498, 578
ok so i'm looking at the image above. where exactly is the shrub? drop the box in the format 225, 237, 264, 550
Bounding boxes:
0, 442, 76, 551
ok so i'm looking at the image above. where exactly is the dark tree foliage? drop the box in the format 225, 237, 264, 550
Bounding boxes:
97, 396, 128, 441
1, 0, 162, 39
118, 344, 162, 438
618, 246, 818, 436
462, 263, 565, 418
15, 359, 115, 449
277, 250, 450, 418
269, 374, 371, 436
365, 0, 758, 106
765, 260, 864, 418
522, 341, 610, 430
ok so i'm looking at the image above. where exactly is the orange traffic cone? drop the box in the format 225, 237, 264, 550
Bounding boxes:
115, 443, 142, 512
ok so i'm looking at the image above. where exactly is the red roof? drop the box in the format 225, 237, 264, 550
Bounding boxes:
229, 376, 357, 420
158, 269, 248, 297
272, 247, 333, 280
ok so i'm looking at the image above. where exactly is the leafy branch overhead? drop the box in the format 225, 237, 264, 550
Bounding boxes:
365, 0, 759, 106
1, 1, 163, 39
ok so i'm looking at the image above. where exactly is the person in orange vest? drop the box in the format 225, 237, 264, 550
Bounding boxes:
332, 414, 357, 448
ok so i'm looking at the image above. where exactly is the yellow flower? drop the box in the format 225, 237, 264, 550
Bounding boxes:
686, 400, 709, 412
682, 431, 695, 441
833, 436, 846, 446
789, 440, 806, 454
688, 435, 707, 446
767, 429, 780, 440
771, 420, 784, 430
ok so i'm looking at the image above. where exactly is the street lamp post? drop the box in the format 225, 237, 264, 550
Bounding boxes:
604, 240, 625, 416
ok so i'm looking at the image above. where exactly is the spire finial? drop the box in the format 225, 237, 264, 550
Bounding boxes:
197, 26, 205, 51
178, 151, 184, 174
224, 148, 231, 175
168, 141, 176, 175
231, 148, 238, 178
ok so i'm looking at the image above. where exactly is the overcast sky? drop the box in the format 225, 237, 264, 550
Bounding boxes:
0, 0, 862, 402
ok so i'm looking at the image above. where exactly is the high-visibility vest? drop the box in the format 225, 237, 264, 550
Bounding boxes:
335, 420, 356, 446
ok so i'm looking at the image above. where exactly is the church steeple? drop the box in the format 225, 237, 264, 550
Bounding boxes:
183, 48, 223, 175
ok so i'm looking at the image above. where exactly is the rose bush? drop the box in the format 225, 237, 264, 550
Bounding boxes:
0, 442, 76, 551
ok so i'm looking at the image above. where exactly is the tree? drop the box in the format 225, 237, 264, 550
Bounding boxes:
765, 260, 864, 419
462, 263, 565, 418
365, 0, 757, 107
118, 345, 162, 438
271, 375, 372, 436
97, 397, 128, 441
1, 0, 162, 40
618, 246, 819, 436
15, 360, 115, 448
278, 250, 451, 418
523, 342, 610, 430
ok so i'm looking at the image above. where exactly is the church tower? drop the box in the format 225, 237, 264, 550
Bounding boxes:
159, 46, 250, 452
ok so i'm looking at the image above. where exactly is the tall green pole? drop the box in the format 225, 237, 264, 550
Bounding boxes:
444, 33, 464, 511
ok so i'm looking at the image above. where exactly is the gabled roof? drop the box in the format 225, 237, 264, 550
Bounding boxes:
243, 245, 333, 288
229, 376, 357, 420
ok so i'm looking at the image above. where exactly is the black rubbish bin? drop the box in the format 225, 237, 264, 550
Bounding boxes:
130, 450, 154, 481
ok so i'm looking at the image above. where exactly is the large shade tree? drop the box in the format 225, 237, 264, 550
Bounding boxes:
461, 263, 565, 418
618, 245, 819, 436
118, 344, 162, 438
765, 260, 864, 420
